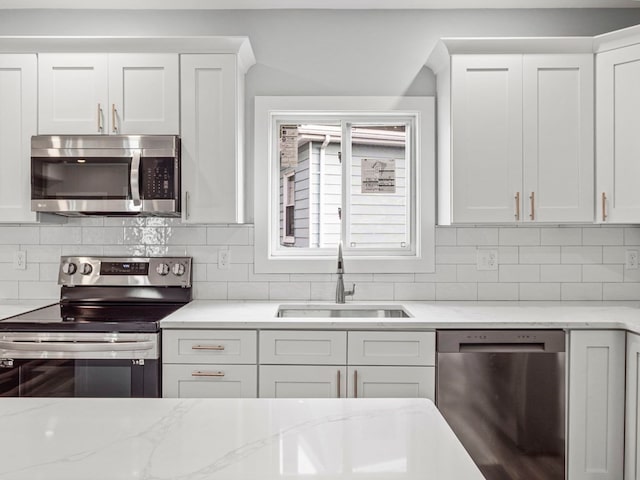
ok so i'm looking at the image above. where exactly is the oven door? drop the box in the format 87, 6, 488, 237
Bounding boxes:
0, 332, 160, 398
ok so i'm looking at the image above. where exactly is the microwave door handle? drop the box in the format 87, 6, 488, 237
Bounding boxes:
131, 150, 142, 207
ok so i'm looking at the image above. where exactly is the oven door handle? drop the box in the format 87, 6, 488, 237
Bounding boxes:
130, 150, 142, 207
0, 339, 155, 352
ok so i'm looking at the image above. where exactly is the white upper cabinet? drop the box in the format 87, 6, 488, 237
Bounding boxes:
595, 40, 640, 223
450, 55, 523, 223
522, 55, 594, 223
180, 54, 250, 224
0, 54, 37, 223
38, 53, 179, 135
427, 39, 594, 224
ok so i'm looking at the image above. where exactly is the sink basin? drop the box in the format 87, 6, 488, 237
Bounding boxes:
276, 305, 410, 318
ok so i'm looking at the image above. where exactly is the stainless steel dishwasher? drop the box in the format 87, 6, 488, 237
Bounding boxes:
436, 330, 566, 480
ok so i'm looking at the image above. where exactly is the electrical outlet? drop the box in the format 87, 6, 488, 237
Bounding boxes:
13, 251, 26, 270
626, 250, 639, 270
218, 249, 230, 270
477, 249, 498, 271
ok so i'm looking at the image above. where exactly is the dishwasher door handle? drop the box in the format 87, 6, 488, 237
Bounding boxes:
459, 342, 546, 353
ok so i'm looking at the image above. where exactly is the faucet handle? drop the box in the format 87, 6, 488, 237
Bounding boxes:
345, 284, 356, 298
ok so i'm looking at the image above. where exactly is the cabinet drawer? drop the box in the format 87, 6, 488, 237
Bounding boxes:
163, 330, 257, 364
259, 330, 347, 365
163, 364, 257, 398
348, 331, 435, 366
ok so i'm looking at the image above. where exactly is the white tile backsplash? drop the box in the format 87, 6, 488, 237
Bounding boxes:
582, 227, 625, 246
519, 246, 561, 264
436, 282, 477, 301
540, 227, 582, 246
499, 228, 540, 246
540, 264, 582, 283
561, 283, 603, 301
1, 221, 639, 301
560, 246, 603, 264
520, 283, 561, 301
478, 283, 519, 301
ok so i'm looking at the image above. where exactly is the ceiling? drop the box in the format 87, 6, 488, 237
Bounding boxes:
0, 0, 639, 8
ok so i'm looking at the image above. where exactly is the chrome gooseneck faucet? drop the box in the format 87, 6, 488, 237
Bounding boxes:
336, 241, 356, 303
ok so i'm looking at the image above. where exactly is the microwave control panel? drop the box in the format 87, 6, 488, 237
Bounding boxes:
142, 158, 176, 199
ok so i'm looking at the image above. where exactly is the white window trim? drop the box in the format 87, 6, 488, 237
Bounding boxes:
254, 96, 435, 274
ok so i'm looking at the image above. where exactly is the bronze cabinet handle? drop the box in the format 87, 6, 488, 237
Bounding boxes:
529, 192, 535, 221
602, 192, 607, 221
515, 192, 520, 221
191, 371, 225, 377
112, 104, 118, 132
191, 344, 225, 351
354, 369, 358, 398
97, 103, 103, 132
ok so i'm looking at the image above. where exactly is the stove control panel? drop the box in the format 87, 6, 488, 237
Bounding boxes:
58, 256, 192, 287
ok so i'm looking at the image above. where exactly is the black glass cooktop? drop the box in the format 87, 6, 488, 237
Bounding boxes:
0, 302, 185, 332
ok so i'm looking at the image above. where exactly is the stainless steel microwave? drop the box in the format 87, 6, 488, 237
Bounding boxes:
31, 135, 181, 216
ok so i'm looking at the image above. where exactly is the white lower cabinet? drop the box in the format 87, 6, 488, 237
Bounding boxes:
626, 332, 640, 480
568, 330, 625, 480
258, 330, 435, 400
347, 366, 435, 399
259, 365, 346, 398
162, 329, 258, 398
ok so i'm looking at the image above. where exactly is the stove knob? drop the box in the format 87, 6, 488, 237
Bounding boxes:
80, 263, 93, 275
172, 263, 186, 276
156, 263, 170, 276
62, 262, 77, 275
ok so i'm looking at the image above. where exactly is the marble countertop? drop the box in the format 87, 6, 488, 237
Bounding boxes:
0, 397, 483, 480
160, 300, 640, 333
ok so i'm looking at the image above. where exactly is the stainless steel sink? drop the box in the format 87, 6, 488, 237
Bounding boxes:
276, 305, 410, 318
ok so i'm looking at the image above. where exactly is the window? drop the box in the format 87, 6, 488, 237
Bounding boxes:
255, 97, 435, 274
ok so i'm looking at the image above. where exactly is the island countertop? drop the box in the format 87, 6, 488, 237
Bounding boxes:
0, 397, 483, 480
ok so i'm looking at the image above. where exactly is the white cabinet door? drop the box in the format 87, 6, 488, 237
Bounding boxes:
347, 366, 435, 400
451, 55, 523, 223
568, 330, 625, 480
596, 43, 640, 223
180, 54, 244, 223
108, 54, 179, 135
259, 365, 346, 398
626, 332, 640, 480
38, 53, 108, 134
522, 54, 594, 223
163, 364, 257, 398
0, 54, 37, 223
38, 53, 178, 135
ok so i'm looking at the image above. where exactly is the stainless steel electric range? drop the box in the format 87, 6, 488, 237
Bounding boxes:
0, 256, 192, 398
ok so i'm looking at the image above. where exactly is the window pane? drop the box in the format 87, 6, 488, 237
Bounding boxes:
278, 123, 341, 249
347, 124, 409, 249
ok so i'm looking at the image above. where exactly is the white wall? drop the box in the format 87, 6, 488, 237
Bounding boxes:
1, 9, 640, 301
